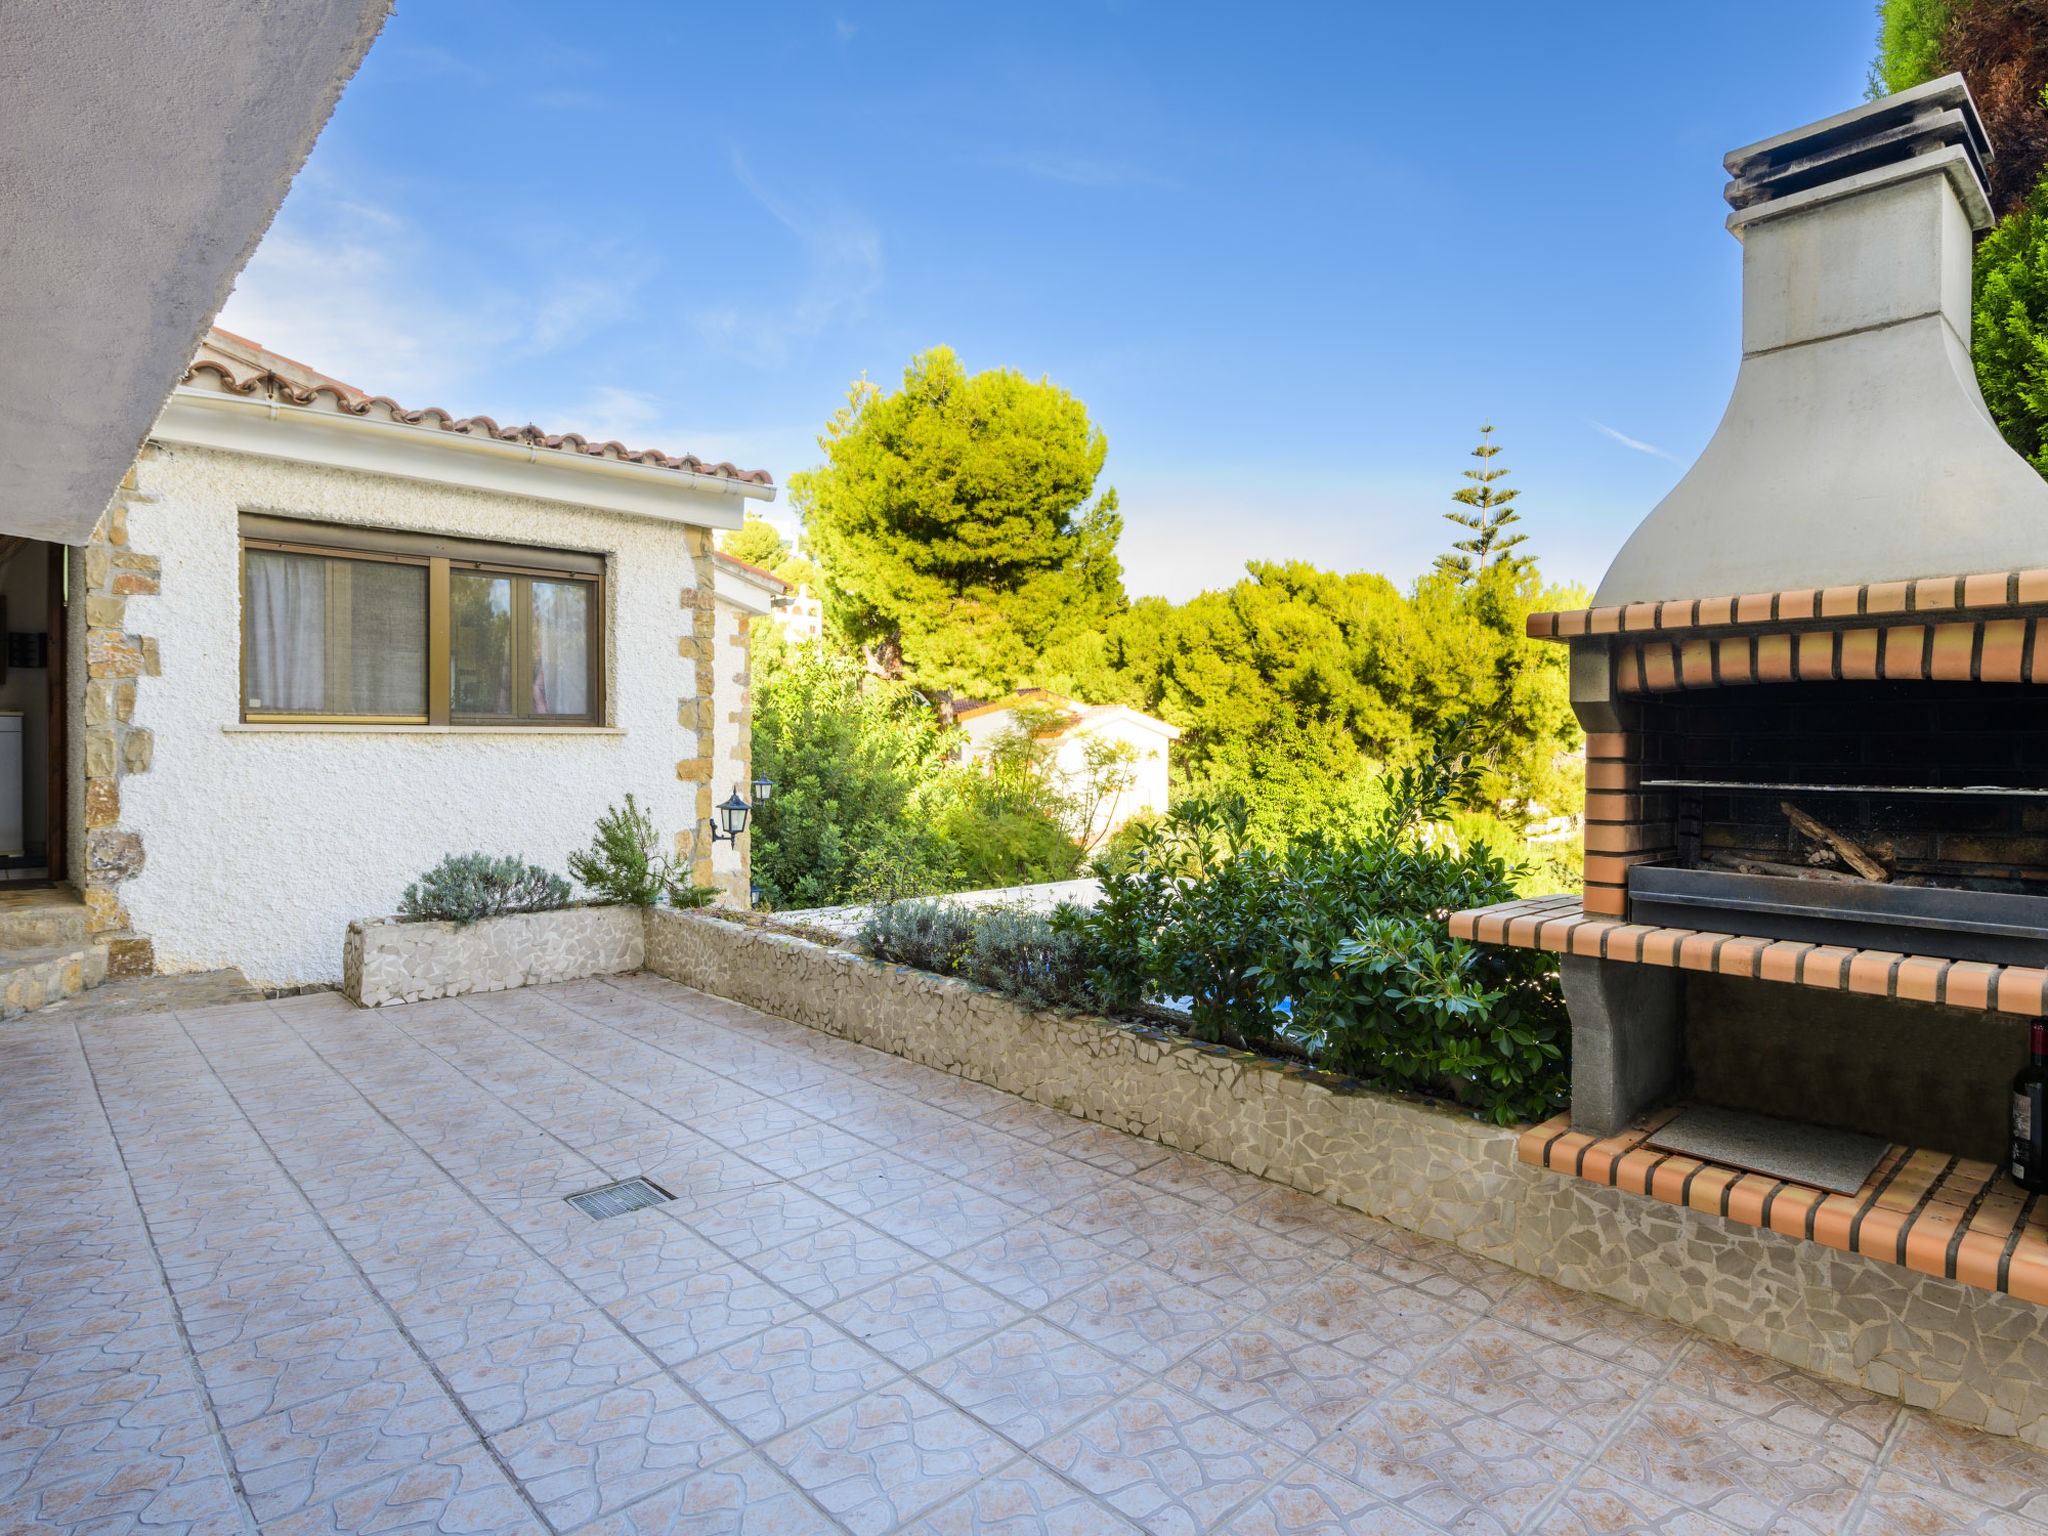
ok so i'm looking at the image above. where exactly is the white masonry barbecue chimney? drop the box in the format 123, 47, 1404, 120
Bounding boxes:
1596, 75, 2048, 606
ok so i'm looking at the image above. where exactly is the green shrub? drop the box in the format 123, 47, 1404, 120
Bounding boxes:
1304, 917, 1566, 1123
1055, 735, 1569, 1124
860, 899, 977, 974
568, 794, 719, 908
751, 644, 958, 908
400, 854, 571, 925
958, 906, 1100, 1013
861, 899, 1101, 1014
845, 826, 960, 907
942, 806, 1084, 889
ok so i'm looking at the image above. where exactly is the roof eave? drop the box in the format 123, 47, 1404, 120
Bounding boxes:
153, 386, 766, 528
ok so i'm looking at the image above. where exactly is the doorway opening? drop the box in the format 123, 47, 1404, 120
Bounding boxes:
0, 539, 69, 886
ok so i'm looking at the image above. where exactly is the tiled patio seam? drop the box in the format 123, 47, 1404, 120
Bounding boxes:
261, 1000, 871, 1532
163, 1009, 560, 1535
71, 1022, 264, 1536
1839, 1410, 1917, 1534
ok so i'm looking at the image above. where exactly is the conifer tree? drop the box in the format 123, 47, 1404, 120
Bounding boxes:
791, 347, 1125, 696
1434, 422, 1527, 586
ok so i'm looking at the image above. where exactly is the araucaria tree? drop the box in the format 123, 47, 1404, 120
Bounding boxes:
1433, 422, 1527, 586
790, 347, 1126, 697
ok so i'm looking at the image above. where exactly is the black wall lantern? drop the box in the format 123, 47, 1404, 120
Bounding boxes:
711, 779, 774, 844
711, 790, 751, 843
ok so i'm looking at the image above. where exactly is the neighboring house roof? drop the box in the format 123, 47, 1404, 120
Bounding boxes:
712, 551, 792, 592
179, 329, 775, 487
955, 688, 1181, 740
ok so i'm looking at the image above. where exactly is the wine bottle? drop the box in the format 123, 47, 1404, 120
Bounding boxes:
2013, 1019, 2048, 1192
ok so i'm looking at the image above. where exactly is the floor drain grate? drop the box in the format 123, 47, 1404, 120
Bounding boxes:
565, 1178, 673, 1220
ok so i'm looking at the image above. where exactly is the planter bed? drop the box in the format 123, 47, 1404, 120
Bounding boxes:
643, 905, 2048, 1445
344, 904, 643, 1007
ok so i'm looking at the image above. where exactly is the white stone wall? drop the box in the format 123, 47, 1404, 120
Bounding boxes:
118, 441, 726, 986
345, 905, 643, 1006
645, 908, 2048, 1445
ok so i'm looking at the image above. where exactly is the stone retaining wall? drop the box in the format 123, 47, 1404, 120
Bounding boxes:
645, 907, 2048, 1444
345, 906, 643, 1007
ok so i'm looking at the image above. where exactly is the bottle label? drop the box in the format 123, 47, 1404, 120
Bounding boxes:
2017, 1089, 2045, 1183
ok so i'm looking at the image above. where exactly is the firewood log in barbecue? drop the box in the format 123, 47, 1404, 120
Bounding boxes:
1780, 801, 1890, 881
1706, 852, 1869, 883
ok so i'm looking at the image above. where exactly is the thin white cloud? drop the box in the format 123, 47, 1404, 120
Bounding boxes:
689, 149, 882, 368
216, 177, 653, 409
834, 17, 857, 41
1590, 420, 1680, 462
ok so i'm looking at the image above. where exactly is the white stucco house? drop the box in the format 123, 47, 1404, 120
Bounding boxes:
955, 687, 1179, 843
37, 328, 780, 987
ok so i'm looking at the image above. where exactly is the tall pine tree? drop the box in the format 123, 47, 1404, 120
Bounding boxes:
1434, 422, 1527, 586
791, 348, 1125, 696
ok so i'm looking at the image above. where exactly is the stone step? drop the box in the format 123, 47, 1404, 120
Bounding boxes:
0, 891, 91, 950
0, 943, 109, 1020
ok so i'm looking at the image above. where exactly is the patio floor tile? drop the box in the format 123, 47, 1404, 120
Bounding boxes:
758, 1379, 1015, 1536
673, 1316, 899, 1442
901, 1454, 1144, 1534
913, 1317, 1144, 1448
489, 1375, 744, 1528
823, 1264, 1025, 1370
8, 972, 2048, 1532
1035, 1379, 1299, 1535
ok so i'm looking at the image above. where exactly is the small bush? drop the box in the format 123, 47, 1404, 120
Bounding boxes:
569, 794, 717, 908
861, 900, 1101, 1014
958, 906, 1100, 1013
861, 899, 977, 973
400, 854, 571, 925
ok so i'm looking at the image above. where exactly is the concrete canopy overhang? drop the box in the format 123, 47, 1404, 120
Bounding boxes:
0, 0, 392, 545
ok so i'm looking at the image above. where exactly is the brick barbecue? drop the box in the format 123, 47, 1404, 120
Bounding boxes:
1461, 76, 2048, 1161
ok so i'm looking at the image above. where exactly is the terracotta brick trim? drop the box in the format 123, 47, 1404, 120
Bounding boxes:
1526, 568, 2048, 642
1605, 618, 2042, 693
1448, 894, 2048, 1015
1518, 1112, 2047, 1306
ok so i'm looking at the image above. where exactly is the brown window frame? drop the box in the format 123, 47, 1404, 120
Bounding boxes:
238, 515, 606, 727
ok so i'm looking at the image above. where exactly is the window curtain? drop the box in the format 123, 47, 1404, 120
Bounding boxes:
245, 551, 326, 711
531, 580, 590, 716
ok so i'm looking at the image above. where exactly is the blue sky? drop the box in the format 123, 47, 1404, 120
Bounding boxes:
219, 1, 1876, 602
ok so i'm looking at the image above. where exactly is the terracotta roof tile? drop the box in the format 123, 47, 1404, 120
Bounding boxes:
180, 352, 774, 488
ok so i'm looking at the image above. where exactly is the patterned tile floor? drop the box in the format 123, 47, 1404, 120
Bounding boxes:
6, 977, 2048, 1536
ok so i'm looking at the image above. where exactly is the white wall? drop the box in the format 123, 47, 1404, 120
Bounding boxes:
120, 441, 727, 985
959, 707, 1174, 837
1052, 717, 1172, 828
